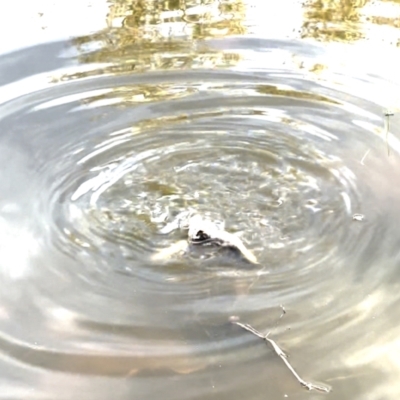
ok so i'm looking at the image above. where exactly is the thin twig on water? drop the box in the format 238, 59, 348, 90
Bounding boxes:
266, 304, 286, 338
384, 111, 394, 156
360, 149, 370, 165
233, 321, 331, 393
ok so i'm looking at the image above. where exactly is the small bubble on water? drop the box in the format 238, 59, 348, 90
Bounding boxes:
352, 213, 365, 221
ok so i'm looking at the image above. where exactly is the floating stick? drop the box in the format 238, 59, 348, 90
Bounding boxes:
384, 111, 394, 156
233, 321, 331, 393
360, 149, 370, 165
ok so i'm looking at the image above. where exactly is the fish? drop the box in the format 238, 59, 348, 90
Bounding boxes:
153, 212, 258, 265
187, 214, 258, 265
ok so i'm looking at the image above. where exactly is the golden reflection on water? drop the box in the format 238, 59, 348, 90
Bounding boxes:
54, 0, 400, 83
302, 0, 366, 41
107, 0, 246, 39
301, 0, 400, 45
49, 0, 400, 137
81, 84, 197, 107
71, 0, 245, 74
255, 84, 340, 104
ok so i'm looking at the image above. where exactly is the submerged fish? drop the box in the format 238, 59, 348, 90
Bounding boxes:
187, 214, 258, 264
153, 212, 258, 264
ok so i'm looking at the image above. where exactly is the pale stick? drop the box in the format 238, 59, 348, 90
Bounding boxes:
233, 321, 331, 393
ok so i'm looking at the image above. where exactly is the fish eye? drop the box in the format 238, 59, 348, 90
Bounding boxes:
196, 230, 209, 240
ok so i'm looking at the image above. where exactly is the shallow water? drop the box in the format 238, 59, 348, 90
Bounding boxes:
1, 1, 400, 399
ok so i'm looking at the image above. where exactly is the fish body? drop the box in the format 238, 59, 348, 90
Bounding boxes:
155, 212, 258, 264
187, 214, 258, 264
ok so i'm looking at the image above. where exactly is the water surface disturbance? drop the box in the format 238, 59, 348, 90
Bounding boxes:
1, 1, 400, 399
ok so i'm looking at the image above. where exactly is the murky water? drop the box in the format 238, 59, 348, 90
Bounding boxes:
1, 1, 400, 399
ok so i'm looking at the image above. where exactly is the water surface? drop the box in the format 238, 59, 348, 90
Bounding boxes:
1, 1, 400, 399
